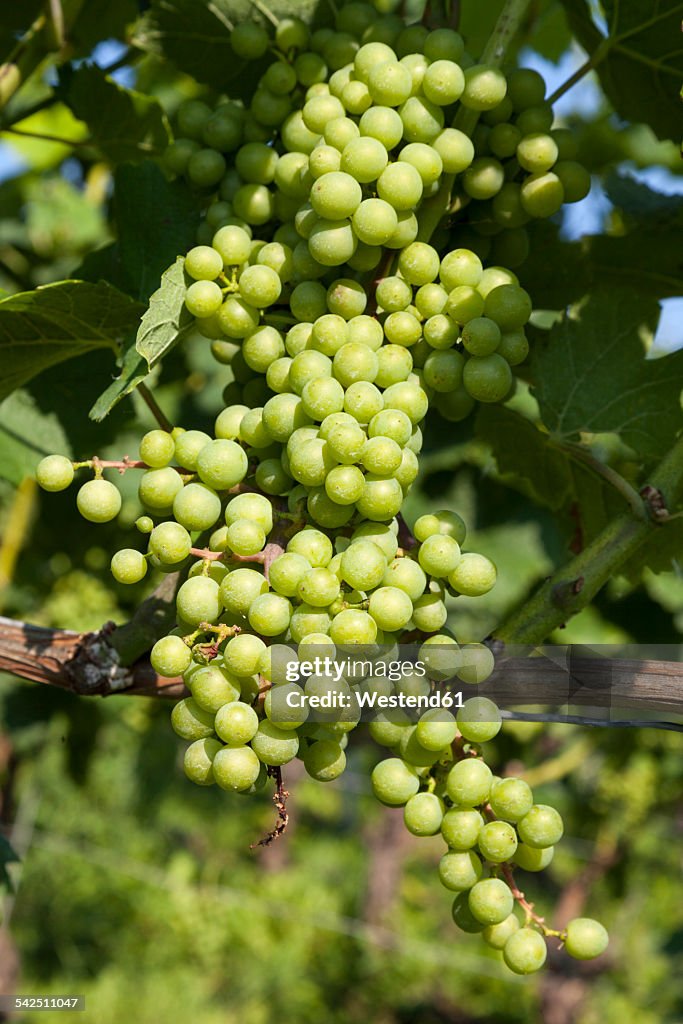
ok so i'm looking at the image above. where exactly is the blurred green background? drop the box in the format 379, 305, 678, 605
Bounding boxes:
1, 0, 682, 1021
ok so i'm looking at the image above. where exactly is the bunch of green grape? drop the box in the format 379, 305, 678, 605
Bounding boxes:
34, 0, 607, 975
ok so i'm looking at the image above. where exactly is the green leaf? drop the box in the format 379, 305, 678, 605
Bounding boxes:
114, 162, 202, 302
89, 343, 149, 423
0, 281, 143, 403
605, 171, 683, 223
62, 64, 171, 163
134, 0, 334, 95
533, 288, 683, 456
69, 0, 139, 53
561, 0, 683, 141
0, 349, 136, 484
135, 257, 194, 369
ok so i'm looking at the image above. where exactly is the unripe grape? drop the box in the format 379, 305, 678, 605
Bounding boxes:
226, 519, 266, 555
520, 171, 564, 218
223, 632, 266, 677
446, 758, 492, 805
371, 757, 420, 806
231, 22, 269, 59
187, 149, 226, 188
251, 720, 299, 766
376, 162, 423, 210
457, 696, 502, 743
463, 353, 512, 403
248, 592, 292, 636
403, 792, 444, 836
514, 843, 554, 872
185, 245, 223, 281
469, 878, 514, 924
448, 552, 497, 596
482, 914, 520, 951
503, 928, 547, 974
184, 737, 221, 786
196, 439, 248, 490
303, 740, 346, 781
139, 469, 188, 514
564, 918, 609, 960
176, 576, 222, 627
451, 892, 486, 933
149, 521, 192, 564
171, 697, 215, 741
36, 454, 74, 492
441, 807, 484, 850
477, 820, 518, 863
76, 478, 122, 523
439, 850, 482, 891
462, 65, 507, 111
151, 635, 192, 677
110, 548, 148, 584
517, 804, 564, 848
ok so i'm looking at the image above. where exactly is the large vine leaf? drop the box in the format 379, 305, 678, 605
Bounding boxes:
0, 281, 144, 403
561, 0, 683, 141
532, 288, 683, 457
134, 0, 334, 95
60, 64, 171, 163
136, 257, 194, 369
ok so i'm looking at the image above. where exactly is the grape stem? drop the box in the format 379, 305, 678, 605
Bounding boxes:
500, 863, 563, 937
250, 766, 290, 848
137, 382, 174, 432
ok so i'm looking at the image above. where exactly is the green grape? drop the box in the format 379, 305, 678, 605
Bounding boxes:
76, 478, 122, 523
398, 242, 440, 287
361, 436, 402, 475
183, 737, 221, 786
403, 793, 444, 836
415, 282, 448, 318
462, 65, 507, 111
301, 377, 346, 420
171, 483, 221, 532
255, 458, 292, 495
453, 643, 494, 685
423, 309, 461, 350
456, 696, 502, 743
151, 635, 192, 677
310, 145, 344, 183
136, 516, 154, 534
507, 67, 546, 111
520, 171, 564, 218
231, 22, 269, 59
477, 265, 519, 297
418, 534, 461, 577
439, 850, 483, 891
482, 914, 520, 950
421, 59, 464, 105
327, 278, 368, 319
375, 345, 413, 387
371, 757, 420, 806
368, 586, 413, 631
308, 218, 358, 267
554, 160, 591, 203
446, 758, 492, 806
220, 567, 268, 615
376, 162, 423, 210
176, 576, 222, 627
36, 454, 74, 492
322, 465, 363, 505
411, 593, 447, 632
305, 97, 347, 137
329, 607, 378, 645
489, 778, 533, 823
310, 171, 362, 221
163, 138, 200, 176
223, 633, 266, 677
340, 540, 387, 590
226, 519, 266, 556
297, 567, 340, 607
432, 128, 474, 174
448, 552, 497, 596
171, 697, 215, 741
368, 408, 412, 446
214, 406, 249, 441
441, 807, 484, 850
213, 745, 262, 792
225, 492, 274, 533
138, 430, 176, 469
217, 295, 260, 339
173, 430, 212, 471
247, 593, 291, 636
385, 209, 419, 249
477, 821, 518, 863
382, 381, 428, 424
376, 276, 413, 312
451, 892, 486, 933
340, 139, 388, 188
356, 475, 403, 521
468, 878, 514, 925
350, 522, 399, 560
503, 928, 547, 974
185, 245, 223, 281
235, 141, 278, 184
302, 739, 346, 781
423, 349, 465, 392
440, 248, 482, 290
196, 439, 248, 490
463, 157, 505, 200
251, 720, 299, 766
287, 527, 333, 567
239, 266, 282, 309
265, 356, 293, 393
239, 408, 272, 448
187, 149, 226, 188
517, 805, 564, 848
517, 132, 558, 174
149, 521, 192, 565
462, 353, 512, 403
514, 843, 554, 872
289, 603, 332, 642
564, 918, 609, 960
189, 664, 241, 712
110, 548, 148, 584
414, 708, 457, 751
484, 284, 532, 331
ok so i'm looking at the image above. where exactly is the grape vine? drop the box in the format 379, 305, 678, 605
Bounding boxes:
33, 0, 608, 975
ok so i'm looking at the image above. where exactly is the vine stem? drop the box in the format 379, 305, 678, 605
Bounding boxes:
137, 383, 174, 432
495, 433, 683, 645
417, 0, 533, 243
546, 41, 611, 106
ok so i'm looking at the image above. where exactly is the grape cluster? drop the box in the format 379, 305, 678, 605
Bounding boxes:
34, 1, 606, 975
371, 697, 608, 972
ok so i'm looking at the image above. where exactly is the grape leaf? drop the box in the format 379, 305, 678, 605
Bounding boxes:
605, 172, 683, 223
61, 64, 170, 163
89, 343, 149, 423
561, 0, 683, 141
135, 257, 194, 369
532, 288, 683, 456
134, 0, 333, 95
0, 281, 143, 403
